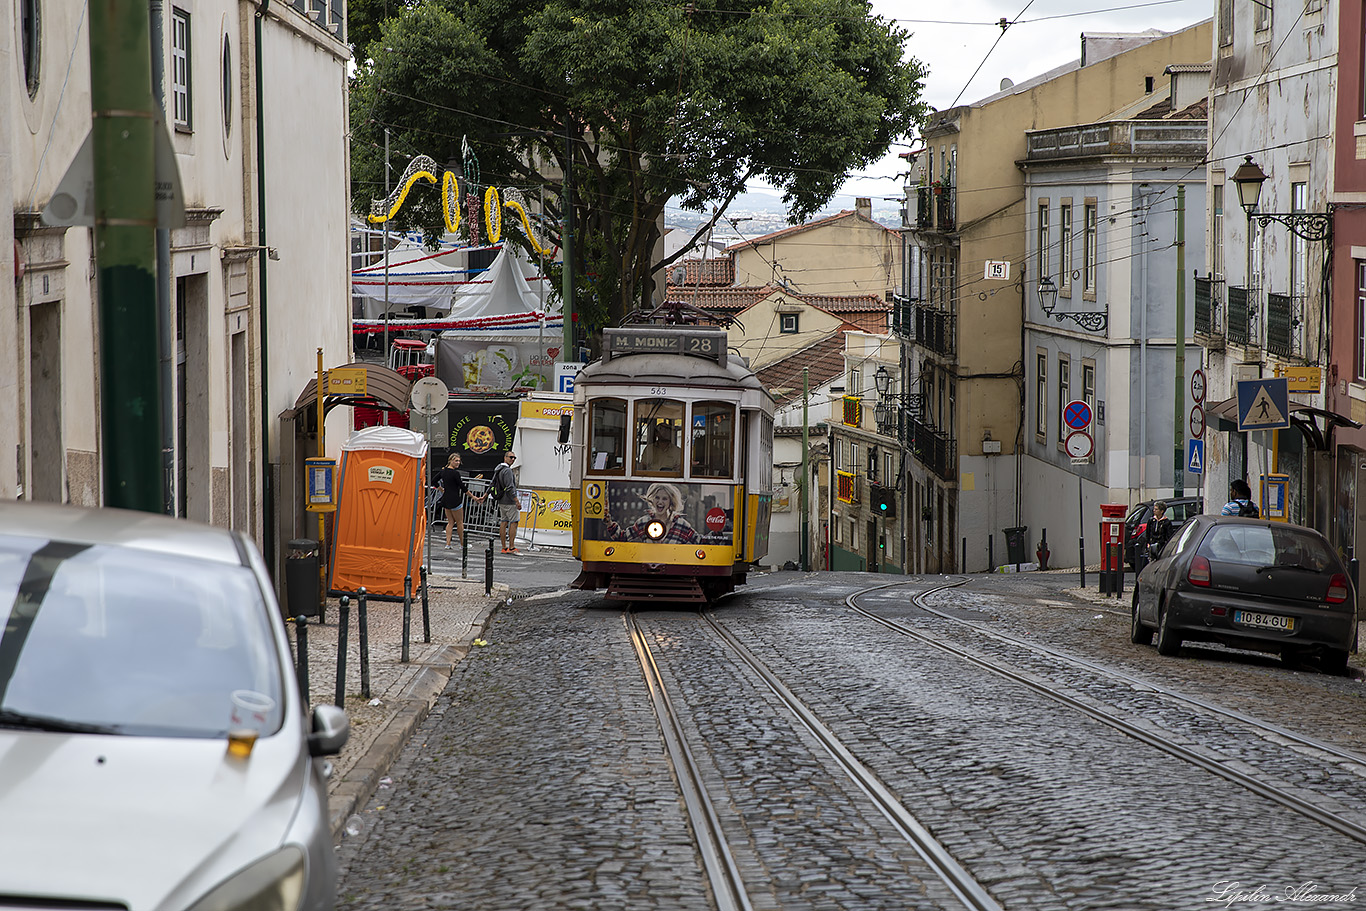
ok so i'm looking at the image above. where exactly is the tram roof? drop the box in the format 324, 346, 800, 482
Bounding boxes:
578, 353, 766, 392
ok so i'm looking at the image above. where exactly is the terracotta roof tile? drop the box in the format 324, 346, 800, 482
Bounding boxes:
756, 332, 850, 407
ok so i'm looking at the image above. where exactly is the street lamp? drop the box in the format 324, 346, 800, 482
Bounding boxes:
1230, 155, 1333, 242
873, 364, 891, 396
1036, 275, 1106, 332
873, 365, 892, 432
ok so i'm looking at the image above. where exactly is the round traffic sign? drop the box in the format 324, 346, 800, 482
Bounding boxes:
1063, 400, 1093, 431
1191, 369, 1206, 404
1065, 430, 1093, 459
1189, 405, 1205, 440
409, 376, 449, 415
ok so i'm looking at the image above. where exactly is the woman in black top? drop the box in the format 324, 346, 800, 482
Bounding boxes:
436, 453, 480, 548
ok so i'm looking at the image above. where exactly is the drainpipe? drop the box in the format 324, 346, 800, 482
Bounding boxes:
1139, 185, 1149, 501
255, 0, 275, 573
150, 0, 174, 516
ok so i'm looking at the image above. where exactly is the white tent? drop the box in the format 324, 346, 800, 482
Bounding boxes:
352, 238, 556, 320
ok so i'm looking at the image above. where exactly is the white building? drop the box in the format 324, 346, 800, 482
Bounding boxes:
3, 0, 353, 570
1020, 67, 1210, 566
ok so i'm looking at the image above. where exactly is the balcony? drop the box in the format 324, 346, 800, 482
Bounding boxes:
1194, 275, 1224, 349
836, 470, 859, 504
842, 395, 863, 428
915, 306, 956, 358
1265, 292, 1298, 359
899, 413, 956, 481
1226, 286, 1258, 349
913, 183, 955, 231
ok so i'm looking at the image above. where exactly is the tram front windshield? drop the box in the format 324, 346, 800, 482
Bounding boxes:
691, 402, 734, 478
634, 399, 684, 475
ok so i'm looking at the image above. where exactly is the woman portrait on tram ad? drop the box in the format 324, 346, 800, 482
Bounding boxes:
603, 482, 698, 544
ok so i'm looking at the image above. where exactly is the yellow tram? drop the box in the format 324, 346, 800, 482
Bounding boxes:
569, 326, 775, 602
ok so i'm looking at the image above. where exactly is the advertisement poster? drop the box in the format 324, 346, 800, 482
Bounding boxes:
442, 400, 519, 475
582, 481, 735, 546
435, 338, 559, 393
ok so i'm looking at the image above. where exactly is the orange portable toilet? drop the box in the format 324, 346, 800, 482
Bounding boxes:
328, 426, 429, 600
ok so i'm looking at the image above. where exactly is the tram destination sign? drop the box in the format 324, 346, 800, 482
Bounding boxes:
604, 328, 727, 366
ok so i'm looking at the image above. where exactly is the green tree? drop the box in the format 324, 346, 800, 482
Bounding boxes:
350, 0, 927, 340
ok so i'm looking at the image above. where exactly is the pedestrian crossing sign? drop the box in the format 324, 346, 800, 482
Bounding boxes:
1187, 439, 1204, 474
1236, 377, 1290, 432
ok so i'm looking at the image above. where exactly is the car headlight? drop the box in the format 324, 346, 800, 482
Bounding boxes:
185, 846, 307, 911
647, 521, 665, 539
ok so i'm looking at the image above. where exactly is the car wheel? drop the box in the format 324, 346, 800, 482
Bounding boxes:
1155, 598, 1182, 656
1321, 648, 1350, 677
1130, 588, 1152, 645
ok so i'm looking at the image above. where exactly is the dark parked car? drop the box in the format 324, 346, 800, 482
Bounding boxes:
1124, 497, 1203, 568
1131, 515, 1358, 674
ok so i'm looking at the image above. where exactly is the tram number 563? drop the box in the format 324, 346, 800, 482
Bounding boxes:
650, 387, 669, 396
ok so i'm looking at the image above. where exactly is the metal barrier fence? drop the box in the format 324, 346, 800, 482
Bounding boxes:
427, 477, 542, 545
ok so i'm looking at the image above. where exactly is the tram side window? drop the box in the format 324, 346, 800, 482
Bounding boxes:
634, 399, 685, 476
589, 399, 628, 474
691, 402, 735, 478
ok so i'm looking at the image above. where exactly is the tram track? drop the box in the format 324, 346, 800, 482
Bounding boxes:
845, 578, 1366, 847
625, 609, 1004, 911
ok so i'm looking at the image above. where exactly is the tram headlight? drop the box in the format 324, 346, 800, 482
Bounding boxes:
646, 521, 666, 540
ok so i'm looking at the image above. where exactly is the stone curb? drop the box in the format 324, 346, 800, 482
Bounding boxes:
326, 598, 501, 840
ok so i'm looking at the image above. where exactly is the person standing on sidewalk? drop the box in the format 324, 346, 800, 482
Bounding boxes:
1147, 500, 1174, 562
436, 452, 483, 549
492, 451, 521, 554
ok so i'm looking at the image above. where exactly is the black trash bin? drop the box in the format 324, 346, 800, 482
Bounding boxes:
1002, 526, 1029, 565
285, 538, 321, 618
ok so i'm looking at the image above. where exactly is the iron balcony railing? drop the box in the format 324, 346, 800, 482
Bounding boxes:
1265, 292, 1298, 359
899, 412, 956, 481
1194, 275, 1223, 342
1226, 285, 1257, 348
916, 186, 932, 228
914, 184, 956, 231
915, 306, 956, 358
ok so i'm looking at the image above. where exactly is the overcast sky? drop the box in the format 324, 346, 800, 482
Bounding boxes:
772, 0, 1214, 208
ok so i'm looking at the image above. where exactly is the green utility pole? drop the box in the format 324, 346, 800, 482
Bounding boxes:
91, 0, 162, 511
562, 119, 574, 360
800, 367, 810, 571
1173, 184, 1186, 497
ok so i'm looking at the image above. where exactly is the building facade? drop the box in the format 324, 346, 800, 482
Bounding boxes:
4, 0, 353, 570
896, 22, 1213, 572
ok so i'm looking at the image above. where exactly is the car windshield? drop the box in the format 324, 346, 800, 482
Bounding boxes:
1198, 525, 1336, 572
0, 536, 284, 738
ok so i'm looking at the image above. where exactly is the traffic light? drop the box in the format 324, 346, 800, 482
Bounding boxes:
870, 484, 897, 519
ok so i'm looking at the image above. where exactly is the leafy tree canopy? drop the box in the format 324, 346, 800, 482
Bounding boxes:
349, 0, 928, 334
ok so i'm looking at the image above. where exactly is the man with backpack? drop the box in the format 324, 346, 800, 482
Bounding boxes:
1221, 478, 1261, 518
491, 451, 522, 553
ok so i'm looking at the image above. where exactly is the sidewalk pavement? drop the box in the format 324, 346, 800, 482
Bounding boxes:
286, 574, 509, 840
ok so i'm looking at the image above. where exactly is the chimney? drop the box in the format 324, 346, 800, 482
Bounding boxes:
855, 197, 872, 220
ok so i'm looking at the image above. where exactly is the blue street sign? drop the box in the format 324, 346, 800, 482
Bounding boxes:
1063, 399, 1092, 431
1187, 439, 1204, 474
1236, 378, 1290, 432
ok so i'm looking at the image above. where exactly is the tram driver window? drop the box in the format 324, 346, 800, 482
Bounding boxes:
589, 398, 627, 474
634, 399, 684, 476
690, 402, 735, 478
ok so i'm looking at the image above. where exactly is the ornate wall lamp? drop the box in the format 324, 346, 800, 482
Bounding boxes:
1230, 156, 1333, 242
1037, 275, 1107, 332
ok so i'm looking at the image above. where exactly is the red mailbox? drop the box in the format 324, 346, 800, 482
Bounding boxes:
1099, 504, 1127, 573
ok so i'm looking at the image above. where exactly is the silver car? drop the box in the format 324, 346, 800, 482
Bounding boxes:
0, 502, 348, 910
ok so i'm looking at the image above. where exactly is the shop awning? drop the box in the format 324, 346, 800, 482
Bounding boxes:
1206, 397, 1359, 450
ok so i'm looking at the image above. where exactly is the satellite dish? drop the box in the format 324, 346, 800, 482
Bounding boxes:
670, 266, 687, 286
1000, 78, 1014, 90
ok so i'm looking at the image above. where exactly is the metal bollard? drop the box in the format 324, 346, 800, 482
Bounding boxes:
1079, 537, 1086, 588
357, 586, 371, 701
961, 537, 966, 574
294, 615, 310, 706
335, 596, 350, 708
988, 534, 994, 572
462, 538, 469, 579
1115, 544, 1125, 598
485, 539, 494, 595
420, 565, 431, 643
402, 574, 412, 664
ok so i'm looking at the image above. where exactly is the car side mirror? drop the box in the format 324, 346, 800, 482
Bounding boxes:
558, 413, 571, 445
308, 704, 350, 757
